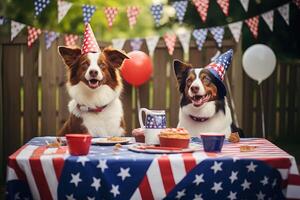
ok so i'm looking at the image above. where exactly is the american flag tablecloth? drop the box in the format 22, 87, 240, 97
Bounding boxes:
6, 137, 300, 200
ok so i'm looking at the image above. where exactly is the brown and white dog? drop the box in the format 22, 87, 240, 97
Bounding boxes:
57, 46, 128, 137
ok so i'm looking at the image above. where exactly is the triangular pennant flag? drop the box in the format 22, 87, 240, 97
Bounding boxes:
245, 16, 259, 39
177, 31, 191, 56
163, 33, 177, 55
58, 0, 72, 23
11, 21, 26, 41
239, 0, 249, 12
45, 31, 59, 49
64, 34, 79, 46
34, 0, 51, 16
192, 28, 208, 51
192, 0, 209, 22
172, 1, 188, 24
150, 4, 163, 27
127, 6, 140, 28
261, 10, 274, 31
104, 7, 119, 28
82, 4, 96, 24
209, 26, 225, 48
216, 0, 230, 16
278, 3, 289, 25
228, 21, 243, 43
112, 38, 126, 51
27, 26, 42, 47
145, 36, 160, 57
130, 38, 143, 51
293, 0, 300, 9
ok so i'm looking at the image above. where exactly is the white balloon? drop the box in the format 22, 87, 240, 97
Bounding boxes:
242, 44, 276, 84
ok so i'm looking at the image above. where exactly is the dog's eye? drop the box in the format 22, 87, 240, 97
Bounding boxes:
81, 62, 89, 68
202, 76, 211, 84
98, 64, 105, 68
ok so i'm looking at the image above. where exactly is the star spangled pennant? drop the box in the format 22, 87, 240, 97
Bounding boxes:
228, 21, 243, 43
177, 31, 191, 57
11, 21, 26, 41
245, 16, 259, 39
192, 28, 208, 51
239, 0, 249, 12
64, 34, 79, 46
127, 6, 140, 28
82, 4, 96, 24
192, 0, 209, 22
112, 38, 126, 51
34, 0, 51, 16
164, 33, 177, 55
261, 10, 274, 31
130, 38, 143, 51
293, 0, 300, 9
216, 0, 230, 16
209, 26, 225, 48
150, 4, 163, 27
278, 3, 289, 25
57, 0, 72, 23
145, 35, 160, 57
45, 31, 59, 49
172, 1, 188, 24
27, 26, 42, 47
104, 7, 119, 28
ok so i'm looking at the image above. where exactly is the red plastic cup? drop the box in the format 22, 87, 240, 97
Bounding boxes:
66, 134, 92, 156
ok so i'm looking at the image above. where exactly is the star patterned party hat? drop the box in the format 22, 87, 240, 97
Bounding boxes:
205, 49, 233, 97
81, 23, 100, 54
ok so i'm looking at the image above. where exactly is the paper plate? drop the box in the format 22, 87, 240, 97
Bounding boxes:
92, 137, 132, 146
128, 143, 201, 154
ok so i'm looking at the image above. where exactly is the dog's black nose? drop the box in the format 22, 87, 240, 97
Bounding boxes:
89, 70, 98, 77
191, 86, 199, 94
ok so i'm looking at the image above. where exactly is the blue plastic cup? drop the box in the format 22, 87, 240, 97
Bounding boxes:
200, 133, 225, 152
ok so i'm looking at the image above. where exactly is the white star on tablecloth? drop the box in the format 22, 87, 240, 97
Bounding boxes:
241, 179, 251, 190
77, 156, 89, 166
117, 167, 131, 181
193, 193, 203, 200
91, 177, 101, 191
176, 189, 186, 199
211, 161, 223, 174
66, 194, 76, 200
260, 176, 269, 186
227, 191, 237, 200
14, 192, 20, 200
211, 182, 223, 194
110, 184, 120, 197
246, 161, 257, 172
70, 172, 82, 187
229, 171, 238, 184
193, 173, 205, 186
256, 191, 265, 200
272, 179, 277, 188
97, 159, 108, 172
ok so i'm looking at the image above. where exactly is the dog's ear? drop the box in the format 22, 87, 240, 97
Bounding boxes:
58, 46, 81, 67
173, 59, 192, 83
103, 47, 129, 68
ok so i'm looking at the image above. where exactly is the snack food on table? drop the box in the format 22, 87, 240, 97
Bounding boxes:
240, 145, 256, 152
159, 128, 190, 148
46, 137, 62, 148
228, 132, 240, 143
107, 136, 127, 142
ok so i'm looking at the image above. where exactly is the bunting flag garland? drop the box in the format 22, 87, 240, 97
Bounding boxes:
34, 0, 51, 16
82, 4, 96, 24
11, 21, 25, 41
278, 4, 290, 25
261, 10, 274, 31
112, 38, 126, 50
150, 4, 163, 27
45, 31, 59, 49
130, 38, 143, 51
239, 0, 249, 12
245, 16, 259, 39
27, 26, 42, 47
192, 28, 208, 51
64, 34, 79, 46
177, 31, 191, 57
57, 0, 72, 23
104, 7, 119, 28
192, 0, 209, 22
216, 0, 230, 16
228, 21, 243, 43
293, 0, 300, 9
209, 26, 225, 48
127, 6, 140, 28
145, 36, 160, 57
163, 33, 177, 55
172, 1, 188, 24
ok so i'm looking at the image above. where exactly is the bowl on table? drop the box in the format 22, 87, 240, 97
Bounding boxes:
159, 128, 190, 149
200, 133, 225, 152
66, 134, 92, 156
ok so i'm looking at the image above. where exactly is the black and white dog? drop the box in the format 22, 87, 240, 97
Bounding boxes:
173, 49, 241, 138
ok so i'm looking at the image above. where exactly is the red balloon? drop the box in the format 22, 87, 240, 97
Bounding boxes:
121, 51, 153, 87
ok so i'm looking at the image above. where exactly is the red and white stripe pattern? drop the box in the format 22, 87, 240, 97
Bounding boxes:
192, 0, 209, 22
64, 34, 79, 46
127, 6, 140, 28
216, 0, 230, 16
104, 7, 119, 28
163, 33, 177, 55
245, 16, 260, 39
27, 26, 42, 47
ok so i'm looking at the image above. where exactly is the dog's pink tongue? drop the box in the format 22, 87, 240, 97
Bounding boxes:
89, 81, 98, 88
194, 98, 203, 106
